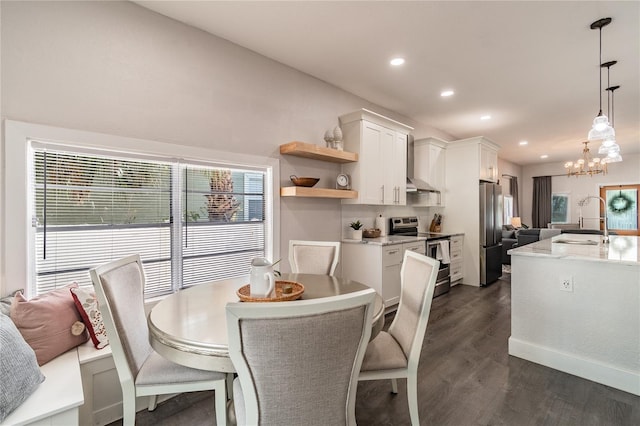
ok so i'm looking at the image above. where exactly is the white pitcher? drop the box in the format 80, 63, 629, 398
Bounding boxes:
249, 257, 276, 298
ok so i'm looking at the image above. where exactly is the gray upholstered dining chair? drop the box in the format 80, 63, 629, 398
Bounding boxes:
90, 254, 227, 426
288, 240, 341, 275
226, 288, 376, 426
358, 250, 439, 426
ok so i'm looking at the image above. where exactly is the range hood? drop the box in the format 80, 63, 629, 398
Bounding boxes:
406, 135, 441, 193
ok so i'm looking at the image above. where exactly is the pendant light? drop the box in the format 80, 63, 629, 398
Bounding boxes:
598, 61, 618, 151
587, 18, 615, 142
600, 86, 623, 163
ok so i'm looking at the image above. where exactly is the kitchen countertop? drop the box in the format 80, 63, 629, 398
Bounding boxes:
343, 232, 463, 246
508, 233, 639, 266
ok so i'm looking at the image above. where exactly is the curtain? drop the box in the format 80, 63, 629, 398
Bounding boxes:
532, 176, 552, 228
511, 177, 520, 217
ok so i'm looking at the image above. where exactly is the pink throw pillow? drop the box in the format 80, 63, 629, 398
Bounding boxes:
10, 283, 89, 365
70, 286, 109, 349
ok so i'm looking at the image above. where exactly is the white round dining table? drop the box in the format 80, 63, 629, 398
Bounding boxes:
148, 273, 385, 373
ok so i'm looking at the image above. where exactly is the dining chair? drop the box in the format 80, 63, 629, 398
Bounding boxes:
288, 240, 341, 275
358, 250, 439, 426
226, 288, 376, 426
90, 254, 227, 426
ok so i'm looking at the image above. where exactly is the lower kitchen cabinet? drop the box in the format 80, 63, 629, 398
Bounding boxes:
450, 235, 464, 285
342, 241, 425, 310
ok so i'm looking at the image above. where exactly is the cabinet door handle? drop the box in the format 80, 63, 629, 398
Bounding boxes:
387, 250, 399, 255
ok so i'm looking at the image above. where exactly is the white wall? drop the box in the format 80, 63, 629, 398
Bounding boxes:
521, 153, 640, 228
0, 1, 453, 292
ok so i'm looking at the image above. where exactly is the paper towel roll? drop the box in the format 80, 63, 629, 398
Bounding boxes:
375, 214, 388, 237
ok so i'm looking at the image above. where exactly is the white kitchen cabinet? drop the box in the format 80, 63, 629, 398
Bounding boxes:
445, 136, 500, 286
480, 143, 499, 183
412, 137, 447, 206
339, 109, 412, 205
342, 240, 425, 309
449, 235, 464, 285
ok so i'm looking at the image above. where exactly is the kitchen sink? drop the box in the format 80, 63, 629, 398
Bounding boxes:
553, 238, 599, 245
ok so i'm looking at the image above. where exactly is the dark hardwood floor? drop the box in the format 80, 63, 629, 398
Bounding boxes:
113, 272, 640, 425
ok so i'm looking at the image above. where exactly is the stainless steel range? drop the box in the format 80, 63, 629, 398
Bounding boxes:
389, 216, 451, 297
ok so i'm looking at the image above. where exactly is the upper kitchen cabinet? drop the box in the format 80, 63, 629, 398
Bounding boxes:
447, 136, 500, 183
339, 109, 413, 205
479, 143, 499, 182
410, 137, 447, 207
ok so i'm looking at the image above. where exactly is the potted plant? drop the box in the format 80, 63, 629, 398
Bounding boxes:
349, 220, 363, 241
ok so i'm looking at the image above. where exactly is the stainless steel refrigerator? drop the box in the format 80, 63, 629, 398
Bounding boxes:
479, 182, 503, 285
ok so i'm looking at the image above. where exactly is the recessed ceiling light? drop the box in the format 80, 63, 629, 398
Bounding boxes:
540, 154, 549, 159
390, 58, 405, 66
440, 90, 454, 97
480, 115, 491, 120
519, 141, 528, 146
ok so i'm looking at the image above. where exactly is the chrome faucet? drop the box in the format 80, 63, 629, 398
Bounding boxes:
579, 196, 609, 244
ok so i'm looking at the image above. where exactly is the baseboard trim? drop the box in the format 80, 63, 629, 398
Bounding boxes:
508, 337, 640, 396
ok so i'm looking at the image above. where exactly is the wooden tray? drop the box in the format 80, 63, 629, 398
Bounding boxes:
237, 280, 305, 302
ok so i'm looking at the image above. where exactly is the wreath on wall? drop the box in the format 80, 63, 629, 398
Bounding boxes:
608, 191, 635, 215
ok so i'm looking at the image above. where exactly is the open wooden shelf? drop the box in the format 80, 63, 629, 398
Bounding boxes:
280, 141, 358, 163
280, 187, 358, 199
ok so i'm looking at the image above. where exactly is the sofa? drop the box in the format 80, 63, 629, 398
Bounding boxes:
501, 227, 562, 265
501, 229, 518, 265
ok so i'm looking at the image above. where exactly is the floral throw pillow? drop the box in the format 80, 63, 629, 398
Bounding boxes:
70, 286, 109, 349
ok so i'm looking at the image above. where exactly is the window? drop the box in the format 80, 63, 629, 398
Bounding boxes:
30, 146, 269, 298
600, 185, 639, 236
4, 121, 278, 299
551, 193, 570, 223
503, 195, 513, 226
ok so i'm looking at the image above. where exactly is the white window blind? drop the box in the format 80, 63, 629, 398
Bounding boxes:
180, 166, 265, 288
31, 147, 266, 298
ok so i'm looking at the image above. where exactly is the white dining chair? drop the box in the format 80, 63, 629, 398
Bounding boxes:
288, 240, 341, 275
226, 289, 376, 426
358, 250, 439, 426
90, 254, 227, 426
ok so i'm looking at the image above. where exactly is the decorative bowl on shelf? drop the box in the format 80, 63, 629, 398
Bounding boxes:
290, 175, 320, 187
363, 228, 381, 238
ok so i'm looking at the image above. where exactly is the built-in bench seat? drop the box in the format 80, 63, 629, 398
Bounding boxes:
0, 349, 84, 426
77, 340, 176, 426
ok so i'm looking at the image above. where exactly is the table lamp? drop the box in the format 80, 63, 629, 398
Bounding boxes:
511, 217, 522, 228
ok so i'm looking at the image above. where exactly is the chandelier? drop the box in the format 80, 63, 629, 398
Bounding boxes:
564, 141, 607, 177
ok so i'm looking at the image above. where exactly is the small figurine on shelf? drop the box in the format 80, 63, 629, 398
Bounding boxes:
333, 126, 343, 151
324, 129, 335, 149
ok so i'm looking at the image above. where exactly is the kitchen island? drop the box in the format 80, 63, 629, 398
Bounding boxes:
508, 233, 640, 396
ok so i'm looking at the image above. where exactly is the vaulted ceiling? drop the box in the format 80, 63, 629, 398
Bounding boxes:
135, 1, 640, 166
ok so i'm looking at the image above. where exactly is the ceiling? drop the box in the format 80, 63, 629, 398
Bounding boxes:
134, 1, 640, 166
